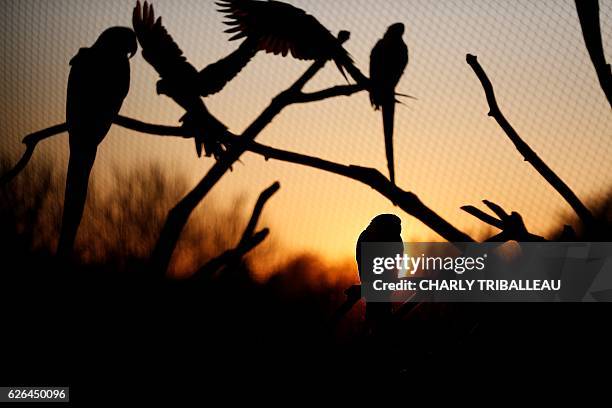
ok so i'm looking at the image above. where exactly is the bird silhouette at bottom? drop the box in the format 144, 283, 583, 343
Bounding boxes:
356, 214, 404, 331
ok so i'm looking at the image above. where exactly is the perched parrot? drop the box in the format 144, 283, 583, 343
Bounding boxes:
369, 23, 408, 185
57, 27, 137, 259
216, 0, 369, 85
356, 214, 404, 327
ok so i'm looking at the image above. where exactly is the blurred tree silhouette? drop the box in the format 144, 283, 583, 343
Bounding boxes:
0, 155, 277, 278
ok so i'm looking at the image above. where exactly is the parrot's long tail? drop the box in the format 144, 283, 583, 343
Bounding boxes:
382, 100, 396, 185
198, 38, 259, 97
57, 147, 97, 259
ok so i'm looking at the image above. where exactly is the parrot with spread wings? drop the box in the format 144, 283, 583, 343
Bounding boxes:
215, 0, 369, 85
133, 1, 240, 158
57, 27, 137, 259
369, 23, 408, 185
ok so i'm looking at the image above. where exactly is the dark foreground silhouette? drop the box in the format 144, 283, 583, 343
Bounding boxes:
356, 214, 404, 331
2, 159, 612, 397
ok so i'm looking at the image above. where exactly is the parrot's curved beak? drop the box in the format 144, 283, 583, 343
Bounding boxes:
127, 41, 137, 59
127, 33, 138, 59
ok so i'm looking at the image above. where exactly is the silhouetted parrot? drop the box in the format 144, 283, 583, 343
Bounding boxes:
369, 23, 408, 185
57, 27, 137, 259
133, 1, 237, 158
216, 0, 369, 85
356, 214, 404, 327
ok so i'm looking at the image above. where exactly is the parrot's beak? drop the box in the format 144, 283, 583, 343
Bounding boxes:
127, 43, 137, 59
127, 36, 138, 59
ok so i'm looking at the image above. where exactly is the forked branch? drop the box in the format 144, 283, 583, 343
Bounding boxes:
193, 181, 280, 278
466, 54, 595, 228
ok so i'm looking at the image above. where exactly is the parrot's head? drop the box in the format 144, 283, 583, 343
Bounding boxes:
369, 214, 402, 235
386, 23, 405, 38
94, 26, 138, 59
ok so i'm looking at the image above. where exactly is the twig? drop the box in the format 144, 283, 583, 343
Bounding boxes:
194, 230, 269, 277
575, 0, 612, 107
466, 54, 595, 228
193, 181, 279, 278
460, 205, 504, 230
293, 84, 364, 104
461, 199, 546, 242
0, 116, 190, 187
0, 124, 67, 185
238, 181, 280, 248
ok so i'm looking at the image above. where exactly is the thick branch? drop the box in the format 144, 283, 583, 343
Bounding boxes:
466, 54, 595, 228
241, 142, 473, 242
575, 0, 612, 107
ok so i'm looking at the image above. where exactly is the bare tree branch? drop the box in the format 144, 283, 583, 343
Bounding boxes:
461, 200, 546, 242
120, 116, 474, 244
149, 32, 361, 277
466, 54, 595, 228
114, 116, 190, 137
238, 181, 280, 248
293, 84, 364, 103
0, 83, 362, 187
193, 181, 279, 278
2, 40, 473, 276
0, 124, 67, 185
575, 0, 612, 107
460, 205, 504, 230
194, 229, 269, 278
240, 142, 474, 243
2, 109, 474, 251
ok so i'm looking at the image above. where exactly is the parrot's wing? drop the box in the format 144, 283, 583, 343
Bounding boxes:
67, 48, 129, 143
389, 40, 408, 87
368, 39, 385, 107
369, 40, 384, 81
198, 38, 257, 96
132, 1, 197, 80
216, 0, 341, 61
370, 38, 408, 91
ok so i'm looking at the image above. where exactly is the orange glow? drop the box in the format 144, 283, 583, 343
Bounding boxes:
1, 0, 610, 272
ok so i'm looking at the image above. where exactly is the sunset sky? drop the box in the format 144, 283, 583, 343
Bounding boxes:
1, 0, 610, 266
